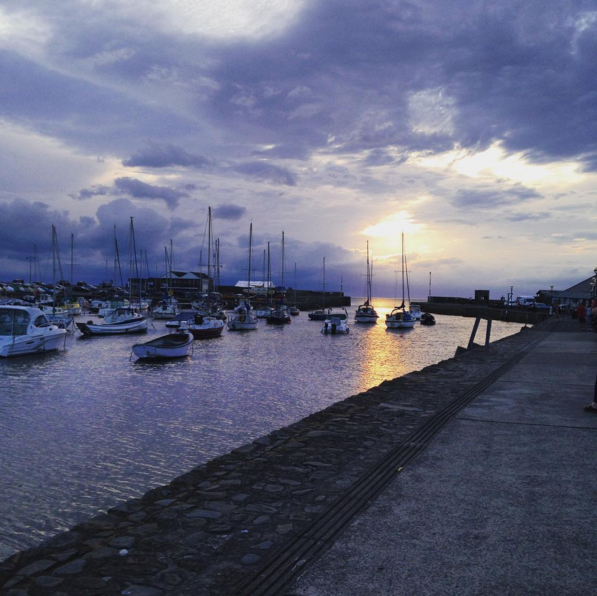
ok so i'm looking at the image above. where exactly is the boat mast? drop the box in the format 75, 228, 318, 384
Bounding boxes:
323, 257, 326, 309
267, 242, 271, 306
129, 217, 139, 303
207, 206, 212, 292
52, 225, 57, 316
70, 233, 74, 290
294, 262, 297, 306
367, 240, 371, 306
247, 223, 253, 295
281, 231, 285, 303
114, 226, 124, 289
400, 232, 406, 310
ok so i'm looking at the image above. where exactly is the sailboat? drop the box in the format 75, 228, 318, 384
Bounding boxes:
227, 223, 258, 331
386, 232, 416, 329
152, 241, 180, 319
266, 231, 291, 324
76, 218, 148, 336
354, 242, 379, 323
289, 263, 300, 316
44, 226, 74, 331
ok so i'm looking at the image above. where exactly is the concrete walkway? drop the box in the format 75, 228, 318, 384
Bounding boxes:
289, 319, 597, 596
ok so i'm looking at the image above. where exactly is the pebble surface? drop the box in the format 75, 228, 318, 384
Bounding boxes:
0, 326, 540, 596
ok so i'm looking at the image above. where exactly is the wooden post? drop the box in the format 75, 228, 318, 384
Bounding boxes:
485, 319, 492, 345
468, 317, 481, 349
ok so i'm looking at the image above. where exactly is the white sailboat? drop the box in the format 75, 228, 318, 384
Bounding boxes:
228, 223, 258, 331
76, 218, 148, 336
354, 242, 379, 323
386, 232, 416, 329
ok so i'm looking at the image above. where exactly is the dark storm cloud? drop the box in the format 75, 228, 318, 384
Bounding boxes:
451, 184, 541, 209
114, 178, 188, 210
70, 185, 112, 200
123, 144, 211, 169
5, 1, 597, 167
0, 48, 194, 156
232, 162, 297, 186
213, 204, 246, 221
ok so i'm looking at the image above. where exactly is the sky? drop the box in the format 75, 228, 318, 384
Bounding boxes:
1, 0, 596, 299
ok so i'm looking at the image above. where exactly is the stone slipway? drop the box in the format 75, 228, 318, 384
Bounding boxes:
2, 320, 590, 596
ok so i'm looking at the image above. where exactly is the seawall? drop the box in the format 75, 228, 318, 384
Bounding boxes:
1, 323, 545, 596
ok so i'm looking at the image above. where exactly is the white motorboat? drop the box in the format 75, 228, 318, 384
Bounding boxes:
132, 331, 193, 360
76, 307, 148, 336
227, 298, 258, 331
321, 312, 350, 334
0, 306, 67, 357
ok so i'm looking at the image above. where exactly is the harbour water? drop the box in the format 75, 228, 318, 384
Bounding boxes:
0, 298, 522, 560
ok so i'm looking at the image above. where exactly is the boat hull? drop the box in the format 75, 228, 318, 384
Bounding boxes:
76, 318, 148, 336
188, 326, 225, 339
321, 321, 349, 334
132, 332, 193, 359
0, 331, 67, 358
355, 315, 378, 323
227, 319, 258, 331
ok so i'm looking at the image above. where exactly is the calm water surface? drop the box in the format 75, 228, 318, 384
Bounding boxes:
0, 298, 521, 559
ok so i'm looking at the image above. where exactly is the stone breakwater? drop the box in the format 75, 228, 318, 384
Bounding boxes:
1, 325, 540, 596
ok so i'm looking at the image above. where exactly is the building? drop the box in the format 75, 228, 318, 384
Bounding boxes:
538, 273, 597, 307
130, 271, 212, 298
234, 280, 277, 295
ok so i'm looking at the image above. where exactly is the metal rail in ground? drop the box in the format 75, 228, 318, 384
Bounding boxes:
235, 337, 544, 596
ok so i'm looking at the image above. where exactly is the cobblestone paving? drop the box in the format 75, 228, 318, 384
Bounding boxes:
0, 325, 545, 596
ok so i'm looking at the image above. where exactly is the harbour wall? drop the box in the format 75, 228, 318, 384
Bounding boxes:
0, 322, 542, 596
418, 301, 550, 325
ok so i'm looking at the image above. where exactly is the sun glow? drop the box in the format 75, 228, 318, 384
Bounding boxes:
361, 211, 424, 238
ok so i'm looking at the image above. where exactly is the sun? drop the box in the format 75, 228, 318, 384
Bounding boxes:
361, 211, 424, 239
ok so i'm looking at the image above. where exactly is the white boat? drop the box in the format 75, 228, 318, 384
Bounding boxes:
132, 331, 193, 360
256, 307, 272, 318
386, 307, 416, 329
180, 314, 225, 339
228, 224, 258, 331
76, 307, 148, 336
321, 311, 350, 334
152, 300, 180, 319
386, 233, 416, 330
0, 306, 67, 357
410, 303, 422, 320
227, 298, 258, 331
355, 242, 378, 323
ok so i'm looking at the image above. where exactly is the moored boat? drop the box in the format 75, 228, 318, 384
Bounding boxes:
132, 331, 193, 359
0, 305, 67, 357
266, 305, 291, 325
420, 312, 436, 326
180, 313, 225, 339
354, 242, 378, 324
227, 298, 258, 331
321, 311, 350, 334
76, 307, 148, 336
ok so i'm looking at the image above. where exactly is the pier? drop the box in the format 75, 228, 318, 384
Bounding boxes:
1, 316, 595, 595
